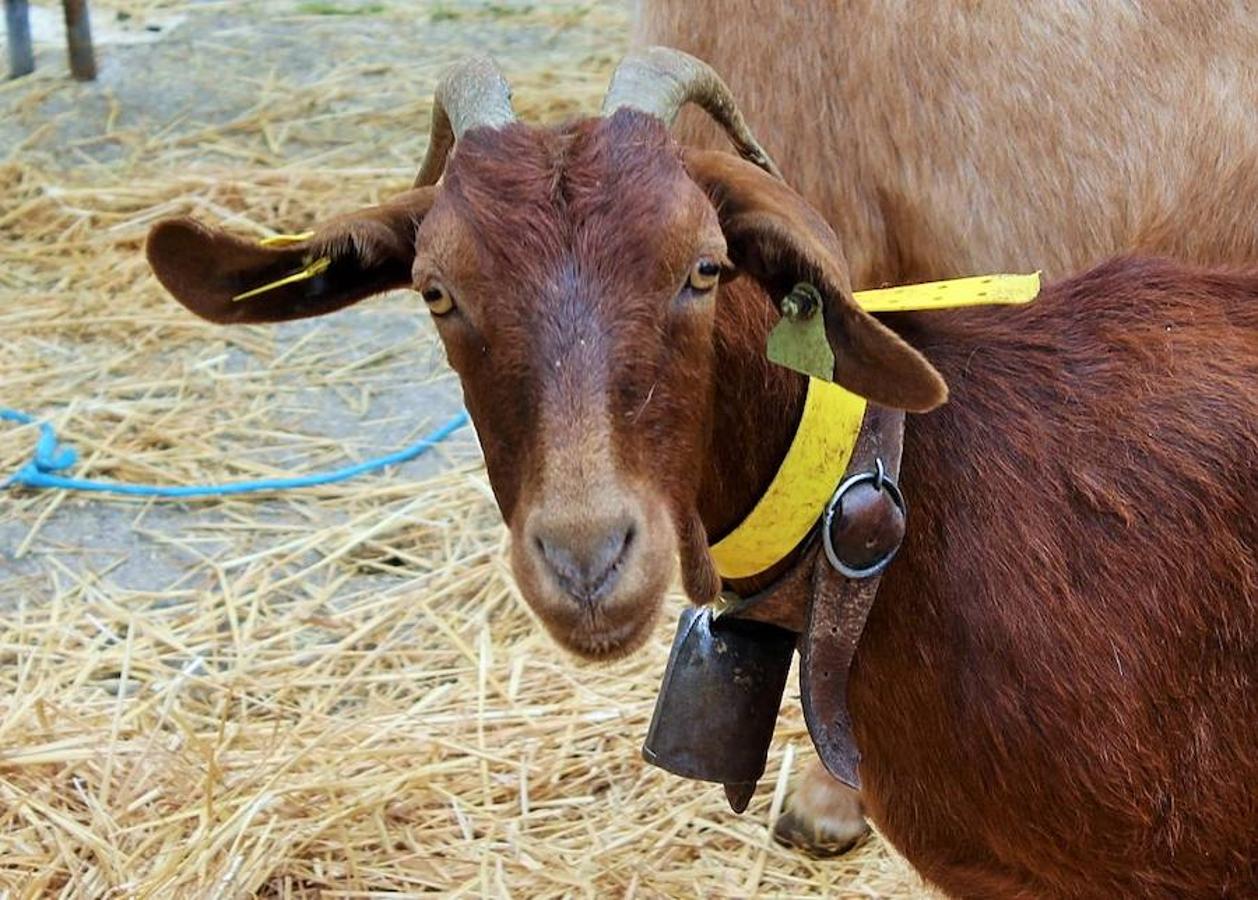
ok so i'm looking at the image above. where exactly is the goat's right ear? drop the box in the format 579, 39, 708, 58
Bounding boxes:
683, 150, 947, 413
146, 188, 436, 325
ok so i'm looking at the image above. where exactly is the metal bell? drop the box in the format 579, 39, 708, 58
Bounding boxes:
641, 605, 796, 813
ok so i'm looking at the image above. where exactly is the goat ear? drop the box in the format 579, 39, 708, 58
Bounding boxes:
145, 188, 436, 325
684, 150, 947, 413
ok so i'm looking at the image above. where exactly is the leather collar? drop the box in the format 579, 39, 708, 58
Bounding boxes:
716, 401, 906, 789
699, 272, 1040, 790
707, 272, 1039, 586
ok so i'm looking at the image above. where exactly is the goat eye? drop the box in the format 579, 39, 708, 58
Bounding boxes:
420, 282, 455, 315
687, 258, 721, 293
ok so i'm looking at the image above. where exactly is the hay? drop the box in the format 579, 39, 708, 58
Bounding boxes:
1, 2, 931, 895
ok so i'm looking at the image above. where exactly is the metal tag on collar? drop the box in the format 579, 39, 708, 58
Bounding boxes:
823, 457, 908, 578
641, 606, 796, 814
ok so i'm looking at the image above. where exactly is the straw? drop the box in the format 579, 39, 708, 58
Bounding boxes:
1, 1, 932, 895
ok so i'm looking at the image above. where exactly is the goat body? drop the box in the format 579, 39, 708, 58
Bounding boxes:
144, 57, 1258, 891
635, 2, 1258, 880
852, 257, 1258, 896
637, 1, 1258, 286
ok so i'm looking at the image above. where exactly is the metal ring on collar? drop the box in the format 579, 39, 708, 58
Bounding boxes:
822, 457, 908, 579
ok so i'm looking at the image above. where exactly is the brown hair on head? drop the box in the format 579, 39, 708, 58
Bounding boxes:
417, 111, 729, 657
420, 109, 940, 658
145, 106, 944, 660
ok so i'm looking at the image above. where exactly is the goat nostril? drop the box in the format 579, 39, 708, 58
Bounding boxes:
601, 522, 635, 569
532, 518, 637, 606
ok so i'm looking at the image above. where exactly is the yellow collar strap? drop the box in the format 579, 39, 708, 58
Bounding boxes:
709, 272, 1040, 581
710, 377, 865, 579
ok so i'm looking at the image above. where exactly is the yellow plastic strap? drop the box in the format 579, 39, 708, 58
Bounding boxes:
854, 272, 1040, 312
710, 378, 867, 580
231, 256, 331, 303
258, 231, 315, 248
712, 271, 1039, 580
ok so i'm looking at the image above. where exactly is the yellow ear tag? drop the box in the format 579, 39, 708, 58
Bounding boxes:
231, 256, 331, 303
766, 272, 1041, 380
766, 283, 835, 382
853, 271, 1041, 312
257, 231, 315, 248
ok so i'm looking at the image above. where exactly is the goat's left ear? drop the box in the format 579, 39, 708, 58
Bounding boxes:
146, 188, 436, 325
684, 150, 947, 413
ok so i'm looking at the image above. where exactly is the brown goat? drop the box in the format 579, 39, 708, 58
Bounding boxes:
145, 56, 1258, 896
638, 0, 1258, 854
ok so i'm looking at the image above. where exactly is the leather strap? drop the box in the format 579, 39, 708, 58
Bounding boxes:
800, 403, 904, 789
724, 402, 905, 790
715, 539, 815, 633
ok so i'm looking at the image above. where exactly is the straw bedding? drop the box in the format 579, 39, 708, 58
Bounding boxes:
1, 1, 930, 895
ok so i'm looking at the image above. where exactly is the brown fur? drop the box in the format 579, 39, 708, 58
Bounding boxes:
147, 108, 1258, 897
146, 112, 941, 655
859, 258, 1258, 897
636, 0, 1258, 288
634, 0, 1258, 865
423, 118, 725, 657
146, 189, 434, 324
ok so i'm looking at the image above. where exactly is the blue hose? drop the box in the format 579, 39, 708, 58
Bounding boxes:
1, 407, 471, 497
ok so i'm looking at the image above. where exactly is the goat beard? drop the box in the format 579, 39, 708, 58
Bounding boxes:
678, 506, 721, 605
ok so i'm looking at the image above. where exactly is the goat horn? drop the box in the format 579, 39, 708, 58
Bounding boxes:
414, 56, 517, 188
601, 46, 782, 180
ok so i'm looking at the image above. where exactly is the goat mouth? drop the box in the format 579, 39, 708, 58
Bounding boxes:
562, 604, 660, 662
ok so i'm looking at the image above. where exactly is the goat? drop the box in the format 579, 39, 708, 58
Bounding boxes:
143, 52, 1258, 896
637, 0, 1258, 854
852, 255, 1258, 896
637, 0, 1258, 287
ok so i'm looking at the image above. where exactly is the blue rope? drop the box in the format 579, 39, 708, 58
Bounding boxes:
1, 407, 470, 497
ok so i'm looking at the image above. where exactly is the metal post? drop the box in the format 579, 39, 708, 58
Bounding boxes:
5, 0, 34, 79
62, 0, 95, 81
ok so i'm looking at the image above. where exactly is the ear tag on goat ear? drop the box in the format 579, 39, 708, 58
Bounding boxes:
257, 231, 315, 248
231, 255, 331, 303
766, 283, 836, 382
765, 273, 1042, 378
854, 271, 1041, 312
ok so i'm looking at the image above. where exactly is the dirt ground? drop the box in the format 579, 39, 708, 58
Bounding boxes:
1, 2, 931, 896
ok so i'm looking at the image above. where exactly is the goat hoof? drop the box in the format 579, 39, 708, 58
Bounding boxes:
774, 759, 870, 859
773, 808, 869, 858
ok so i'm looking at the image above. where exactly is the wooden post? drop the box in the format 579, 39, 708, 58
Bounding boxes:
4, 0, 34, 79
62, 0, 95, 81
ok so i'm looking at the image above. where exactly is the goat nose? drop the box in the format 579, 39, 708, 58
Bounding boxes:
532, 517, 636, 605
